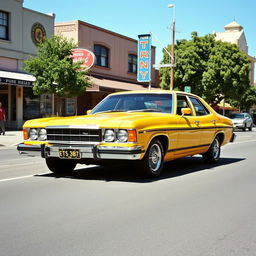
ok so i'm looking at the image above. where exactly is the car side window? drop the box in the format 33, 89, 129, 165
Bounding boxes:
189, 97, 210, 116
176, 95, 191, 115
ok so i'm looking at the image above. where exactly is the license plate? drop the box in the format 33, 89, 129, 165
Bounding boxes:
59, 149, 80, 159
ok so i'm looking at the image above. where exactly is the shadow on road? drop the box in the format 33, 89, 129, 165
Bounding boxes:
36, 156, 245, 183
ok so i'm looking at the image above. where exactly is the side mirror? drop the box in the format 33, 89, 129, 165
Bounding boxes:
87, 110, 92, 115
181, 108, 192, 116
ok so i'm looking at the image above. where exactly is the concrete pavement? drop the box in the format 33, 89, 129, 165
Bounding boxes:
0, 130, 23, 148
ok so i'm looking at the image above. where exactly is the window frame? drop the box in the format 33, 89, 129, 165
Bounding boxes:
128, 54, 137, 74
189, 96, 210, 116
0, 10, 9, 40
94, 44, 109, 68
176, 94, 193, 116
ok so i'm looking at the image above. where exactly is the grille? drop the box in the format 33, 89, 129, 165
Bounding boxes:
46, 128, 102, 144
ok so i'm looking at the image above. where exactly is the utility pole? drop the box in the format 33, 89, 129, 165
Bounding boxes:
168, 4, 175, 90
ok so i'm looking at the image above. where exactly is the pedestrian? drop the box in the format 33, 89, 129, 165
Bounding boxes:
0, 101, 6, 135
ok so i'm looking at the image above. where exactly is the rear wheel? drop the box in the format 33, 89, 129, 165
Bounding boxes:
46, 158, 77, 175
136, 138, 164, 177
203, 137, 221, 164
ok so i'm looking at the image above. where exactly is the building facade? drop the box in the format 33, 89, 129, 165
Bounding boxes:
55, 20, 158, 115
215, 21, 256, 85
0, 0, 54, 129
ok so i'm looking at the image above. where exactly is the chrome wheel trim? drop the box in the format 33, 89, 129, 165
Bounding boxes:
148, 143, 162, 172
212, 138, 220, 159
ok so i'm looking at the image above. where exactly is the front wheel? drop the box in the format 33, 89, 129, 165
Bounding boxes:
136, 138, 164, 177
46, 158, 77, 175
202, 137, 221, 164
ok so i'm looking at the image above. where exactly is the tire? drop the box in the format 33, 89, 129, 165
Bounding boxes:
203, 136, 221, 164
46, 158, 77, 175
242, 124, 246, 131
136, 138, 164, 177
248, 124, 252, 131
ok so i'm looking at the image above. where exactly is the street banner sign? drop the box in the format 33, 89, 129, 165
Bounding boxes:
137, 34, 151, 82
71, 48, 95, 70
184, 86, 191, 93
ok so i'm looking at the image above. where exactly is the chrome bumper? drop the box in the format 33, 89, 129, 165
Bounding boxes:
230, 133, 236, 143
17, 143, 142, 160
17, 143, 42, 156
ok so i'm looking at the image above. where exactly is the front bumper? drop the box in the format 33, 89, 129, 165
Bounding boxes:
17, 143, 142, 160
232, 123, 244, 129
230, 132, 236, 143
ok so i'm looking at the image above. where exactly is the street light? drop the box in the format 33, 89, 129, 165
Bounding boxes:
168, 4, 175, 90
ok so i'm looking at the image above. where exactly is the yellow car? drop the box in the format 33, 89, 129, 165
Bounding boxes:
17, 90, 235, 177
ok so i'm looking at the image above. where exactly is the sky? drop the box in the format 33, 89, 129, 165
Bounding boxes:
24, 0, 256, 66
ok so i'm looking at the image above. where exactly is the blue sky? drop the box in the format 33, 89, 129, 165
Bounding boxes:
24, 0, 256, 65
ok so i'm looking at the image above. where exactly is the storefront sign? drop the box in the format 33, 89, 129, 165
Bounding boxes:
137, 34, 151, 82
71, 48, 95, 70
31, 22, 46, 45
0, 77, 33, 87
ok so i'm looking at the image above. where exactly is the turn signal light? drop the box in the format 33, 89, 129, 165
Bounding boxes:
128, 130, 137, 142
23, 129, 29, 140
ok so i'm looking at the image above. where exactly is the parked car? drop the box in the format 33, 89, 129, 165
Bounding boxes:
229, 113, 253, 131
17, 90, 235, 177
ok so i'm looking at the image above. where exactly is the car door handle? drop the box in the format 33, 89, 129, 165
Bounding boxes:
211, 120, 216, 125
194, 120, 200, 125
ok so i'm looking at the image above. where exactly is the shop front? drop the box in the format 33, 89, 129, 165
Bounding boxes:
0, 70, 54, 129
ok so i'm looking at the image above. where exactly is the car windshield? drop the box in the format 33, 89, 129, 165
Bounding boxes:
229, 113, 245, 119
91, 93, 173, 114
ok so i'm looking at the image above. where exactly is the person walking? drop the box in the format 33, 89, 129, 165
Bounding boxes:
0, 101, 6, 135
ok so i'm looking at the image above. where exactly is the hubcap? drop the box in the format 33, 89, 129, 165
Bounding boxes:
212, 138, 220, 159
149, 144, 162, 172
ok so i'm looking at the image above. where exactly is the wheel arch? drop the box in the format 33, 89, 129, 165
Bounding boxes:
214, 132, 225, 146
146, 134, 169, 155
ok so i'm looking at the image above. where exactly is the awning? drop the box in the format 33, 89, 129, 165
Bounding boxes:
0, 70, 35, 87
87, 76, 150, 92
216, 100, 237, 111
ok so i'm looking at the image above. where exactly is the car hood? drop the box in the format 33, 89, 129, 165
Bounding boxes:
231, 118, 244, 122
23, 112, 178, 130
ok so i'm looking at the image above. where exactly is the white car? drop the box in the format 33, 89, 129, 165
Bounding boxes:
229, 113, 253, 131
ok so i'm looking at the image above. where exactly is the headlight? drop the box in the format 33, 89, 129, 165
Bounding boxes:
104, 129, 115, 142
117, 129, 128, 142
29, 128, 38, 140
38, 128, 47, 141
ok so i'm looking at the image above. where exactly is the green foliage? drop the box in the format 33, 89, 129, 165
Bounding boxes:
229, 86, 256, 112
24, 35, 91, 98
160, 32, 251, 106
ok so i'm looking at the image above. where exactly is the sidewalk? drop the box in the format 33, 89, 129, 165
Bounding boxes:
0, 131, 23, 148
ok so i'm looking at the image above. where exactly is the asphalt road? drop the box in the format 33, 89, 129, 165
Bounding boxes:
0, 130, 256, 256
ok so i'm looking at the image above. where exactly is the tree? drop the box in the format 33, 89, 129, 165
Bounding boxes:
229, 86, 256, 112
25, 35, 91, 115
159, 32, 251, 106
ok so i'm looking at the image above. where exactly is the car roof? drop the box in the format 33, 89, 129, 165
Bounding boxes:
110, 89, 199, 98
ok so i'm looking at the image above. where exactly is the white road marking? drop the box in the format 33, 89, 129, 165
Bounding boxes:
0, 172, 49, 183
226, 139, 256, 146
0, 162, 44, 168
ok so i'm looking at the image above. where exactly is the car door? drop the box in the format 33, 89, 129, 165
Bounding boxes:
188, 96, 216, 147
175, 94, 202, 157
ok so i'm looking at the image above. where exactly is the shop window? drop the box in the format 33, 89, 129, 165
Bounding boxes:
40, 94, 53, 117
0, 11, 9, 40
128, 54, 137, 73
94, 45, 109, 67
23, 88, 52, 120
65, 98, 76, 116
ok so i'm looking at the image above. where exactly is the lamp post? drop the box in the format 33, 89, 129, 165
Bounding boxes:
168, 4, 175, 90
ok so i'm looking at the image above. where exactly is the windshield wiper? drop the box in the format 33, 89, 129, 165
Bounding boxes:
127, 109, 162, 112
96, 109, 125, 114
